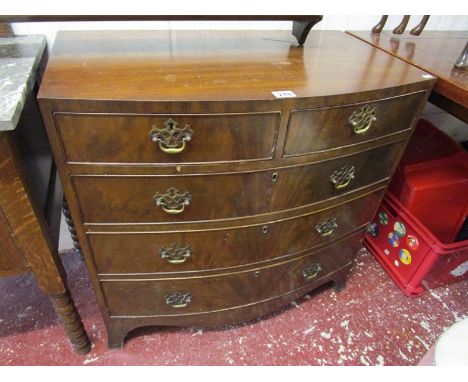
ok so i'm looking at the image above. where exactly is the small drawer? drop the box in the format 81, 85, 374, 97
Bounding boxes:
72, 141, 402, 224
100, 231, 361, 317
89, 189, 383, 274
54, 112, 280, 164
283, 92, 425, 157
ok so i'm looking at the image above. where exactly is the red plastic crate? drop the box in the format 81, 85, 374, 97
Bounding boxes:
398, 151, 468, 243
389, 119, 462, 199
364, 193, 468, 297
389, 119, 468, 243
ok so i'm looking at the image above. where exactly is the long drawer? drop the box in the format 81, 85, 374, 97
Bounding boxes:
89, 189, 383, 274
283, 91, 424, 157
54, 112, 281, 164
72, 141, 402, 224
100, 230, 361, 317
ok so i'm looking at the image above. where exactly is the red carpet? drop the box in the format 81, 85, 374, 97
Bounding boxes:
1, 248, 466, 365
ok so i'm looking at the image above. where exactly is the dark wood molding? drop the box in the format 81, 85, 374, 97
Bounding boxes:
429, 92, 468, 123
0, 15, 320, 22
292, 17, 323, 45
0, 15, 323, 45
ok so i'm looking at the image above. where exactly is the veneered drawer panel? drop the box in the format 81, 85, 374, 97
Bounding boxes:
270, 141, 403, 212
55, 112, 280, 163
72, 142, 402, 224
101, 231, 361, 317
89, 189, 383, 274
284, 92, 424, 157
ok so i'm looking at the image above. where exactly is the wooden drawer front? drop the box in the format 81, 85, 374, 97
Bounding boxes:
55, 112, 280, 164
269, 141, 402, 212
89, 189, 382, 274
101, 231, 361, 317
73, 142, 401, 224
284, 92, 424, 157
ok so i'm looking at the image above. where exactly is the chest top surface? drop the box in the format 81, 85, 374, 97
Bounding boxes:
38, 30, 433, 102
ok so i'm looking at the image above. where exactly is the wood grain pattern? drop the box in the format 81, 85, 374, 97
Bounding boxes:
100, 230, 361, 317
71, 141, 402, 224
346, 31, 468, 111
0, 87, 91, 354
0, 208, 28, 275
38, 30, 432, 102
37, 30, 435, 348
54, 111, 281, 164
82, 183, 388, 235
105, 264, 351, 348
284, 91, 425, 157
0, 133, 64, 293
88, 189, 383, 275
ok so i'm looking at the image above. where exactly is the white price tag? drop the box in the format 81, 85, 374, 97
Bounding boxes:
272, 90, 297, 98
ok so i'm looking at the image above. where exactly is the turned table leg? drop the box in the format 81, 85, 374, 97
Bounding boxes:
0, 134, 92, 355
50, 289, 91, 355
63, 198, 83, 258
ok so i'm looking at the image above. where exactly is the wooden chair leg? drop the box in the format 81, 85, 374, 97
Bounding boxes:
372, 15, 388, 33
393, 15, 411, 35
454, 41, 468, 69
410, 15, 430, 36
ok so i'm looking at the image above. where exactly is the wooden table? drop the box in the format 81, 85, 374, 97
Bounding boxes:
346, 31, 468, 123
0, 35, 91, 355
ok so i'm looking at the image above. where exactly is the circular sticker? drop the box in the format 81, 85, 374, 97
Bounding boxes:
399, 249, 412, 265
379, 211, 389, 225
388, 232, 399, 247
394, 221, 406, 237
368, 222, 379, 237
406, 235, 420, 250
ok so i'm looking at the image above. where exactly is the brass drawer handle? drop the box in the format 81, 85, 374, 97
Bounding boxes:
149, 118, 193, 154
153, 187, 191, 215
348, 105, 376, 135
315, 217, 338, 237
160, 243, 192, 264
165, 291, 192, 308
302, 263, 322, 281
329, 165, 355, 190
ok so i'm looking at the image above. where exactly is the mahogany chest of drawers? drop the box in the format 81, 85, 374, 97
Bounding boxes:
38, 30, 435, 348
